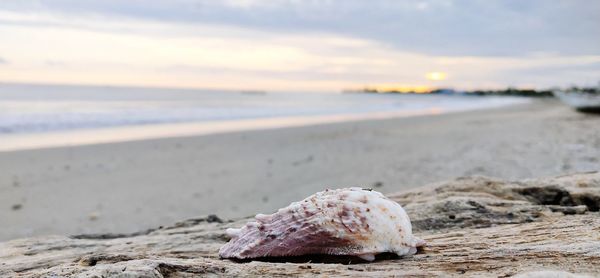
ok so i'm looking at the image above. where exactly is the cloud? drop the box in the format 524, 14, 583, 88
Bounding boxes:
503, 61, 600, 87
1, 0, 599, 56
0, 1, 598, 90
45, 60, 67, 67
0, 56, 7, 64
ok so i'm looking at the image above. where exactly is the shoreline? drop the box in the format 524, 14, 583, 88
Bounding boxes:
1, 99, 599, 241
0, 97, 529, 152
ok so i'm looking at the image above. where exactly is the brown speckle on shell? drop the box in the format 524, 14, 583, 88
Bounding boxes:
360, 195, 369, 204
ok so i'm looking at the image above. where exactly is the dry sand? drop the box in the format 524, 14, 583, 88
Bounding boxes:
1, 99, 599, 241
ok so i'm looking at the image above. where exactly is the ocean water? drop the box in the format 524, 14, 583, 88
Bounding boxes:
0, 83, 528, 136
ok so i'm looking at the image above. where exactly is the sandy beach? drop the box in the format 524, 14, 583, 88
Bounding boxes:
1, 99, 599, 241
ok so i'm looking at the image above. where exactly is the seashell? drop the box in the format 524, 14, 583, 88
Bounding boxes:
219, 187, 425, 261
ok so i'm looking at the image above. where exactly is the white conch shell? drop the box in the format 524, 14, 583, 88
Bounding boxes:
219, 187, 425, 261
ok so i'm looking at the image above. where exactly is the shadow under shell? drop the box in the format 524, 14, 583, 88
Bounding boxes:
222, 247, 426, 264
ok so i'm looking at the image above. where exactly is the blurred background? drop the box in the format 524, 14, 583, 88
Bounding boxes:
0, 0, 599, 241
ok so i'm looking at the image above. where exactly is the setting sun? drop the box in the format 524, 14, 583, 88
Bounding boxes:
426, 72, 448, 81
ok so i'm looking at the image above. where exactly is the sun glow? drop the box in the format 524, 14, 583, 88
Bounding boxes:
426, 72, 448, 81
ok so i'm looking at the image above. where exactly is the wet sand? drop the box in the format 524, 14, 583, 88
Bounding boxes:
1, 99, 599, 241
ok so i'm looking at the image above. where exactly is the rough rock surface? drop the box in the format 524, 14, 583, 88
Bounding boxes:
1, 172, 599, 277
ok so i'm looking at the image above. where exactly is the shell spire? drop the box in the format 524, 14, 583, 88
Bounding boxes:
219, 187, 425, 261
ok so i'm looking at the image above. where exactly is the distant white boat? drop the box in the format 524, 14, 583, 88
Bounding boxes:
554, 90, 600, 113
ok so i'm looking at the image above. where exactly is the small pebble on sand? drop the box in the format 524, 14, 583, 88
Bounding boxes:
89, 212, 100, 221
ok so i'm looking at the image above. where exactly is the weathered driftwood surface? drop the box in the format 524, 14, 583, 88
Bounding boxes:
1, 172, 599, 277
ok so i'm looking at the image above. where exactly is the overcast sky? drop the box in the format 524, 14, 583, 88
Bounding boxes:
0, 0, 599, 91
